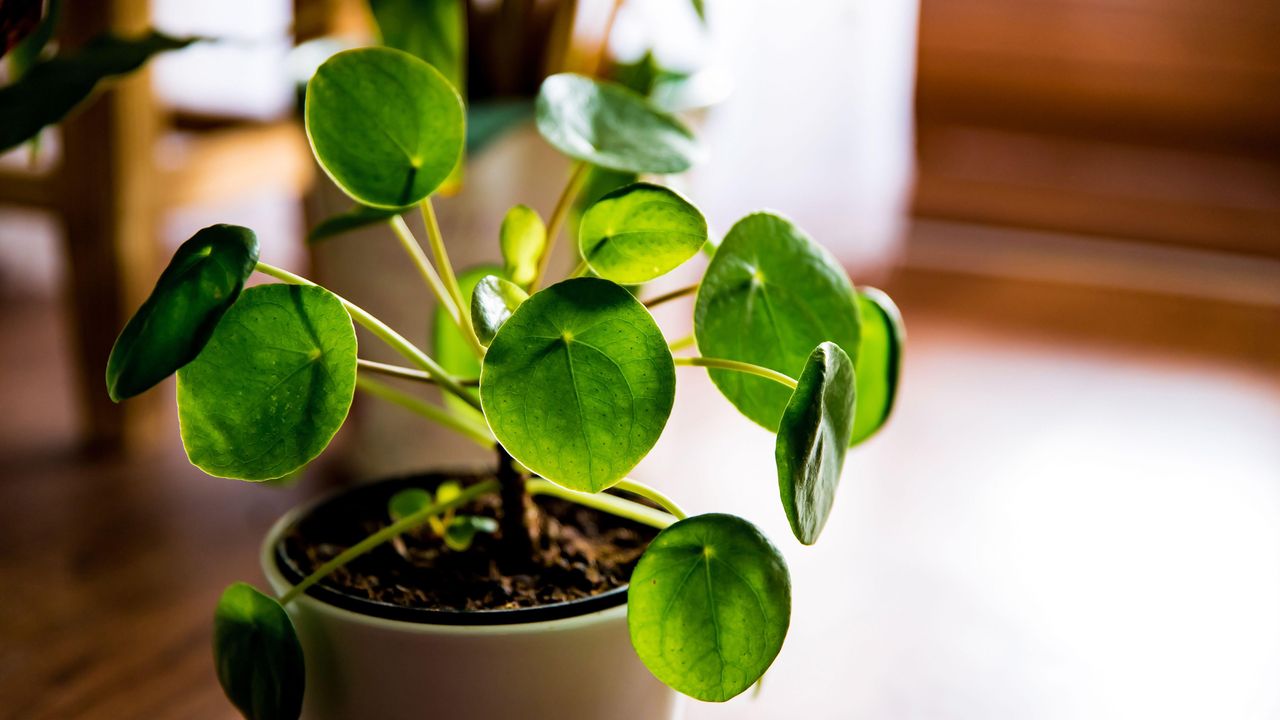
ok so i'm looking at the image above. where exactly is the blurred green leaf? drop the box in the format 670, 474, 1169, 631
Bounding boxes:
388, 487, 434, 522
369, 0, 464, 92
499, 205, 545, 289
307, 204, 402, 244
443, 515, 497, 551
213, 582, 304, 720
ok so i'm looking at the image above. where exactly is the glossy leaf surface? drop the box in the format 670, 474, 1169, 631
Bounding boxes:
213, 582, 304, 720
107, 224, 259, 401
579, 182, 707, 284
628, 513, 790, 702
306, 47, 464, 208
471, 275, 528, 346
693, 212, 861, 431
850, 287, 904, 446
499, 205, 545, 289
481, 278, 675, 492
177, 284, 357, 481
535, 73, 701, 175
775, 342, 855, 545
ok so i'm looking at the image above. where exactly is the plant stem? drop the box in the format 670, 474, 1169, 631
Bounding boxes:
612, 478, 689, 520
674, 356, 799, 390
496, 445, 532, 566
643, 282, 699, 308
567, 258, 589, 278
255, 261, 481, 411
388, 215, 484, 357
357, 358, 479, 386
356, 374, 494, 448
667, 333, 696, 352
527, 479, 677, 529
531, 161, 590, 291
420, 198, 484, 357
279, 479, 501, 606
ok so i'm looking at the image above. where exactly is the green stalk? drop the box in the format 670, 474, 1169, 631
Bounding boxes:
667, 333, 696, 352
279, 479, 501, 605
255, 261, 481, 411
643, 282, 699, 308
612, 478, 689, 520
356, 374, 494, 448
527, 479, 677, 529
530, 161, 590, 291
420, 198, 484, 357
357, 358, 478, 386
388, 215, 482, 359
674, 356, 799, 390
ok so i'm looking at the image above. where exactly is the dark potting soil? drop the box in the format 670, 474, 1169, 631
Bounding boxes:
280, 475, 658, 612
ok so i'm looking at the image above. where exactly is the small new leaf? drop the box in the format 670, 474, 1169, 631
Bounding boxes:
388, 487, 433, 522
499, 205, 546, 289
579, 182, 707, 284
443, 515, 498, 551
106, 224, 259, 401
628, 514, 791, 702
213, 582, 304, 720
850, 287, 904, 446
776, 342, 856, 545
471, 275, 528, 346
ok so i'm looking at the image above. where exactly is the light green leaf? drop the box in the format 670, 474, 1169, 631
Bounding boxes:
388, 487, 433, 522
499, 205, 546, 289
305, 46, 464, 208
578, 182, 707, 284
107, 224, 259, 402
535, 73, 702, 175
628, 513, 791, 702
213, 582, 305, 720
307, 204, 402, 244
471, 275, 528, 346
480, 277, 675, 493
0, 29, 196, 152
693, 212, 861, 431
433, 265, 500, 420
177, 284, 357, 481
443, 515, 498, 551
851, 287, 904, 446
776, 342, 855, 545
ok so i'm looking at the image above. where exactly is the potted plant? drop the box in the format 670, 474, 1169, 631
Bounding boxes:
106, 45, 904, 720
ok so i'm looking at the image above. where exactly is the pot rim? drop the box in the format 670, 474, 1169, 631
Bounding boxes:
260, 474, 637, 632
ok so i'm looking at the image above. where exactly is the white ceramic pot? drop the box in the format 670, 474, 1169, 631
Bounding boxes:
260, 484, 680, 720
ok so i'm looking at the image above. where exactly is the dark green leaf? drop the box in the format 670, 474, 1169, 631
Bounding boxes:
307, 204, 402, 244
305, 47, 464, 208
481, 278, 675, 493
369, 0, 464, 92
693, 212, 861, 431
443, 514, 498, 551
466, 99, 533, 155
579, 182, 707, 284
535, 73, 702, 175
776, 342, 855, 545
213, 582, 304, 720
106, 224, 259, 402
433, 264, 500, 420
177, 284, 357, 481
850, 287, 904, 446
471, 275, 528, 346
628, 513, 790, 702
388, 487, 433, 522
499, 205, 545, 289
0, 30, 196, 152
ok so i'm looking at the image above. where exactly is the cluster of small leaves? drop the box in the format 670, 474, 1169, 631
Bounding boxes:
106, 42, 905, 719
389, 481, 498, 552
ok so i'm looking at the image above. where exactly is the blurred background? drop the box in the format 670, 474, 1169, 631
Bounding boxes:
1, 0, 1277, 718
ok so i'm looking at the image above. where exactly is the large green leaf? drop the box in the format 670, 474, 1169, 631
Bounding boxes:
480, 278, 675, 493
579, 182, 707, 284
305, 46, 464, 208
535, 73, 702, 175
693, 212, 861, 431
776, 342, 855, 545
369, 0, 464, 92
0, 30, 196, 152
433, 264, 500, 420
306, 204, 402, 244
499, 205, 545, 289
106, 225, 259, 402
213, 582, 305, 720
470, 275, 528, 346
628, 513, 791, 702
177, 284, 357, 481
851, 287, 904, 446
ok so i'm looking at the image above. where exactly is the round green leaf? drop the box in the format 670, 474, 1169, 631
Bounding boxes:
444, 514, 498, 551
388, 487, 433, 522
851, 287, 904, 446
480, 277, 675, 492
579, 182, 708, 284
499, 204, 546, 289
535, 73, 702, 175
106, 224, 259, 402
628, 513, 791, 702
776, 342, 856, 545
433, 264, 501, 420
693, 212, 861, 431
471, 275, 528, 346
177, 284, 357, 481
305, 46, 464, 208
213, 582, 305, 720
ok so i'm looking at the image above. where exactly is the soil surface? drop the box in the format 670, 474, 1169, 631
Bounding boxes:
280, 474, 658, 612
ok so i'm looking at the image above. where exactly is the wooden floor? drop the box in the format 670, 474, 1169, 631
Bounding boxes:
2, 245, 1278, 719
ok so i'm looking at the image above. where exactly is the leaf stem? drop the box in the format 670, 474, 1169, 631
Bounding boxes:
388, 215, 483, 356
255, 261, 481, 411
567, 258, 590, 278
667, 333, 696, 352
355, 374, 494, 448
531, 161, 590, 291
527, 479, 677, 529
279, 479, 501, 605
674, 356, 798, 390
643, 282, 699, 308
612, 478, 689, 520
420, 198, 484, 357
357, 358, 478, 386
